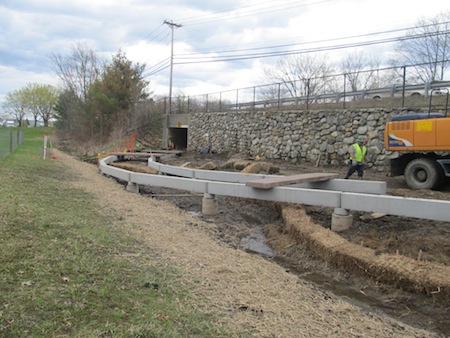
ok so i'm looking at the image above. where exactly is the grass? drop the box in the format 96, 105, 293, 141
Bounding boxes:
0, 128, 231, 337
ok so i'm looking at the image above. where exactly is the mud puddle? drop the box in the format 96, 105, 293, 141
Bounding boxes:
241, 228, 275, 257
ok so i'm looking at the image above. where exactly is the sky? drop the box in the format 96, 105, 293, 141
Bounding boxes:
1, 0, 450, 116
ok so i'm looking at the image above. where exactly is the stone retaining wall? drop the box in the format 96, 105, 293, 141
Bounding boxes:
188, 109, 402, 172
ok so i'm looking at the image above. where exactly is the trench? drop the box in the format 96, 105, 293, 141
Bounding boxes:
240, 223, 449, 337
136, 184, 448, 336
241, 227, 450, 336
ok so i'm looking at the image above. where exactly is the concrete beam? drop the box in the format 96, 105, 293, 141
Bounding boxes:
148, 160, 268, 183
341, 193, 450, 222
102, 157, 449, 223
131, 172, 207, 193
129, 171, 342, 208
99, 157, 131, 182
148, 161, 386, 195
293, 179, 387, 195
203, 182, 342, 208
246, 173, 339, 189
194, 170, 267, 183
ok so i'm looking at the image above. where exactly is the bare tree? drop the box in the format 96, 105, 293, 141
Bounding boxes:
263, 53, 333, 101
258, 83, 281, 106
50, 42, 104, 140
340, 51, 382, 92
394, 11, 450, 83
172, 89, 190, 113
50, 42, 102, 101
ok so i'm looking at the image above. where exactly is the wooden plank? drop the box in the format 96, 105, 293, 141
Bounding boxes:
140, 149, 184, 155
106, 152, 165, 157
246, 173, 339, 189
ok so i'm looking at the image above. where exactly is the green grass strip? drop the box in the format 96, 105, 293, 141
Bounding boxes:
0, 128, 231, 337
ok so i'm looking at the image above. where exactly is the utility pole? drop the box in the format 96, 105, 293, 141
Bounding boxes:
162, 20, 182, 149
164, 20, 182, 114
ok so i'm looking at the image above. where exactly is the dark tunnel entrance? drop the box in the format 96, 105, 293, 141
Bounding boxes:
168, 127, 188, 150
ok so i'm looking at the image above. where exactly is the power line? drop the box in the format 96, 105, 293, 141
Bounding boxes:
143, 58, 171, 77
140, 0, 328, 47
174, 21, 450, 58
174, 26, 410, 57
140, 0, 330, 73
139, 3, 449, 82
171, 28, 450, 65
141, 24, 171, 45
143, 28, 449, 77
176, 0, 331, 27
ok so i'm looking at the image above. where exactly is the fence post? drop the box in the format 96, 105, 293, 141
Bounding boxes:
306, 79, 310, 110
277, 83, 281, 109
16, 130, 20, 148
9, 128, 13, 154
401, 66, 406, 107
343, 74, 347, 109
252, 86, 256, 110
43, 132, 48, 159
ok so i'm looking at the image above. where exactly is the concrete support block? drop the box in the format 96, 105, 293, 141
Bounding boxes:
333, 207, 349, 216
202, 193, 218, 216
331, 208, 352, 232
126, 182, 139, 193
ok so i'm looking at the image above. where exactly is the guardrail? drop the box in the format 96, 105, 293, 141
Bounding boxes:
99, 155, 450, 223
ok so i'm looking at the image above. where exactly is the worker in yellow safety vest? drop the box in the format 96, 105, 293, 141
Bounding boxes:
344, 135, 367, 179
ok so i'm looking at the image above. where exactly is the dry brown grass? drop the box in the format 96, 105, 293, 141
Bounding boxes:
51, 148, 443, 337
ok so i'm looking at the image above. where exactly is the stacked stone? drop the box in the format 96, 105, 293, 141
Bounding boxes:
189, 109, 397, 173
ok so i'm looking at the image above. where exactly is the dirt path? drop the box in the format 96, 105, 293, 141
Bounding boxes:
53, 148, 447, 337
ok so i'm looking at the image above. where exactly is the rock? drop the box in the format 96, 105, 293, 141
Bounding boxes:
241, 162, 280, 174
199, 162, 217, 170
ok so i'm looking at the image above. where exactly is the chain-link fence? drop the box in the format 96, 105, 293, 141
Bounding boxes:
156, 61, 450, 114
0, 128, 24, 159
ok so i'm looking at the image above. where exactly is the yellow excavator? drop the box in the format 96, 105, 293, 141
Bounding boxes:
384, 89, 450, 189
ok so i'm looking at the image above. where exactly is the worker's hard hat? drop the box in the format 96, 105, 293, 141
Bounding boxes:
356, 136, 364, 142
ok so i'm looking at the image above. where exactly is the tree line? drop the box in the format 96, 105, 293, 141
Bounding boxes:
3, 83, 59, 127
51, 47, 157, 146
2, 10, 449, 149
256, 11, 450, 103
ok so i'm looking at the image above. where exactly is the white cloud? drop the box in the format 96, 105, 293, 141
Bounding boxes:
1, 0, 450, 115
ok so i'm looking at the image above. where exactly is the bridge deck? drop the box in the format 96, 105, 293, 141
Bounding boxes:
246, 173, 339, 189
110, 152, 161, 157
